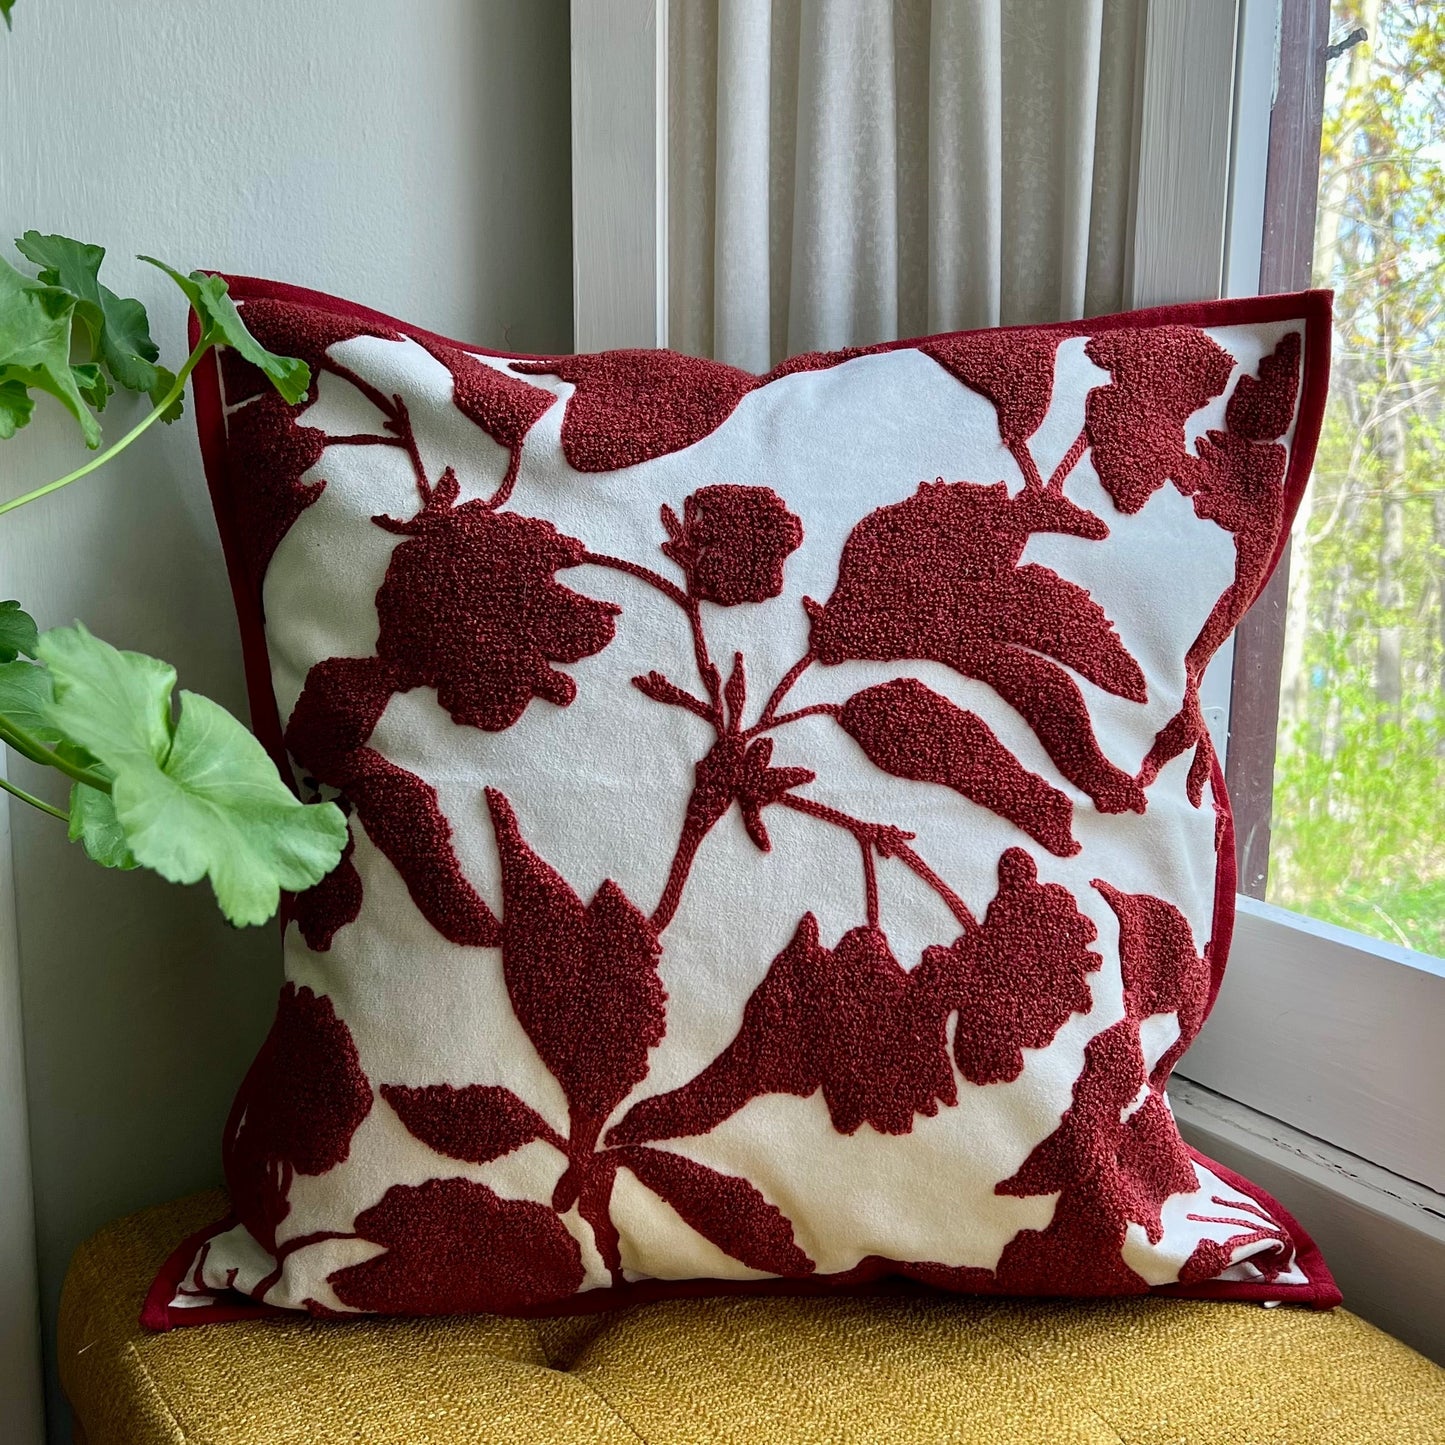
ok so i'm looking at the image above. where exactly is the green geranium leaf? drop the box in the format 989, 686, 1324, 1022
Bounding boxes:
16, 232, 171, 405
0, 256, 101, 447
0, 658, 60, 742
69, 779, 138, 870
38, 624, 347, 925
140, 258, 311, 405
71, 361, 111, 413
0, 601, 38, 662
1, 1, 15, 32
0, 378, 33, 437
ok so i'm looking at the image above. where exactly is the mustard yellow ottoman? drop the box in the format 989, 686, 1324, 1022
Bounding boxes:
61, 1192, 1445, 1444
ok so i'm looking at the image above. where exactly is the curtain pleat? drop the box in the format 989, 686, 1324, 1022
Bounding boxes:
669, 0, 1144, 365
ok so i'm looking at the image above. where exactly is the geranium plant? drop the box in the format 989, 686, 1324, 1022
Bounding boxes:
0, 231, 347, 924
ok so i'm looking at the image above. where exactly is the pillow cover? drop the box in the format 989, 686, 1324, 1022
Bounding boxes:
144, 280, 1338, 1328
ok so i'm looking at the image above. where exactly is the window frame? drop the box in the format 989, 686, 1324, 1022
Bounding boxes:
567, 0, 1445, 1194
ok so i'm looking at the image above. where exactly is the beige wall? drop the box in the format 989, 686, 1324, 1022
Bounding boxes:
0, 3, 572, 1437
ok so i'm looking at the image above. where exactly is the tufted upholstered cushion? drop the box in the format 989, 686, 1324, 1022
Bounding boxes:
64, 1192, 1445, 1443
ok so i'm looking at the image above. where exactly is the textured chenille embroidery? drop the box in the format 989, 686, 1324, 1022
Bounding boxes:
150, 286, 1336, 1329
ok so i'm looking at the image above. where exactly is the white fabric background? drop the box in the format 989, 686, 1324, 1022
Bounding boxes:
669, 0, 1146, 368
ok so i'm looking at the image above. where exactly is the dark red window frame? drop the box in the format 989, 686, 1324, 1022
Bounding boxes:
1226, 0, 1332, 898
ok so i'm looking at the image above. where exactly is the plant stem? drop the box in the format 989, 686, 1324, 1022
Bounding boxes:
0, 714, 112, 791
0, 774, 68, 822
0, 340, 209, 517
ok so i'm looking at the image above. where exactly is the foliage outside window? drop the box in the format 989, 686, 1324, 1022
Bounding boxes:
1269, 0, 1445, 956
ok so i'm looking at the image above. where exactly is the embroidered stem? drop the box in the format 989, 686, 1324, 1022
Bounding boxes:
652, 811, 708, 931
1010, 438, 1045, 491
254, 1229, 359, 1301
860, 835, 880, 929
686, 597, 724, 722
752, 651, 814, 732
777, 794, 977, 931
1047, 427, 1090, 491
746, 701, 839, 738
581, 551, 690, 608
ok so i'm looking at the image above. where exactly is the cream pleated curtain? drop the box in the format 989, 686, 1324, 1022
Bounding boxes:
668, 0, 1144, 369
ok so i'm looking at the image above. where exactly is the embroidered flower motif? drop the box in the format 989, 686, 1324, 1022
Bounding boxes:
223, 984, 373, 1253
661, 485, 803, 605
373, 496, 620, 731
687, 735, 815, 852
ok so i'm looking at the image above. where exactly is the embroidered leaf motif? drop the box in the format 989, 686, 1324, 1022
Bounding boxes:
487, 789, 665, 1142
224, 984, 373, 1253
284, 656, 501, 949
1137, 333, 1298, 803
372, 503, 619, 732
290, 823, 362, 951
1179, 1195, 1294, 1285
997, 1020, 1197, 1250
921, 848, 1101, 1085
381, 1082, 560, 1163
328, 1177, 584, 1315
224, 391, 328, 590
1094, 881, 1211, 1087
661, 485, 803, 605
1224, 331, 1301, 442
416, 336, 556, 452
610, 917, 957, 1144
513, 350, 757, 471
1084, 325, 1234, 515
922, 329, 1074, 449
808, 480, 1146, 814
839, 677, 1078, 857
614, 1146, 815, 1276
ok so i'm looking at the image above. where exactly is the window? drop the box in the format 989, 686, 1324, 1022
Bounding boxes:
1265, 0, 1445, 958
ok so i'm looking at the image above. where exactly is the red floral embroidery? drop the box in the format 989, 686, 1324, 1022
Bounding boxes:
1225, 331, 1302, 441
1137, 333, 1300, 803
922, 330, 1073, 452
991, 1019, 1197, 1294
374, 493, 619, 731
487, 789, 666, 1164
513, 350, 758, 472
661, 486, 803, 605
380, 1083, 562, 1163
203, 292, 1325, 1317
1178, 1194, 1294, 1285
224, 298, 399, 404
1084, 326, 1235, 515
924, 849, 1101, 1086
614, 848, 1098, 1142
285, 657, 500, 948
328, 1177, 585, 1315
223, 984, 373, 1254
610, 1145, 815, 1276
289, 820, 362, 952
1095, 881, 1211, 1086
223, 391, 329, 589
839, 678, 1078, 858
807, 479, 1147, 814
612, 917, 957, 1142
365, 792, 814, 1286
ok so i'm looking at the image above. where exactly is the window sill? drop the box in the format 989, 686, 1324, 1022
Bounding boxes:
1173, 1076, 1445, 1363
1178, 895, 1445, 1193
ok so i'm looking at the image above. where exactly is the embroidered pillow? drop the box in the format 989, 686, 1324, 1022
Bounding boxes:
144, 279, 1338, 1328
